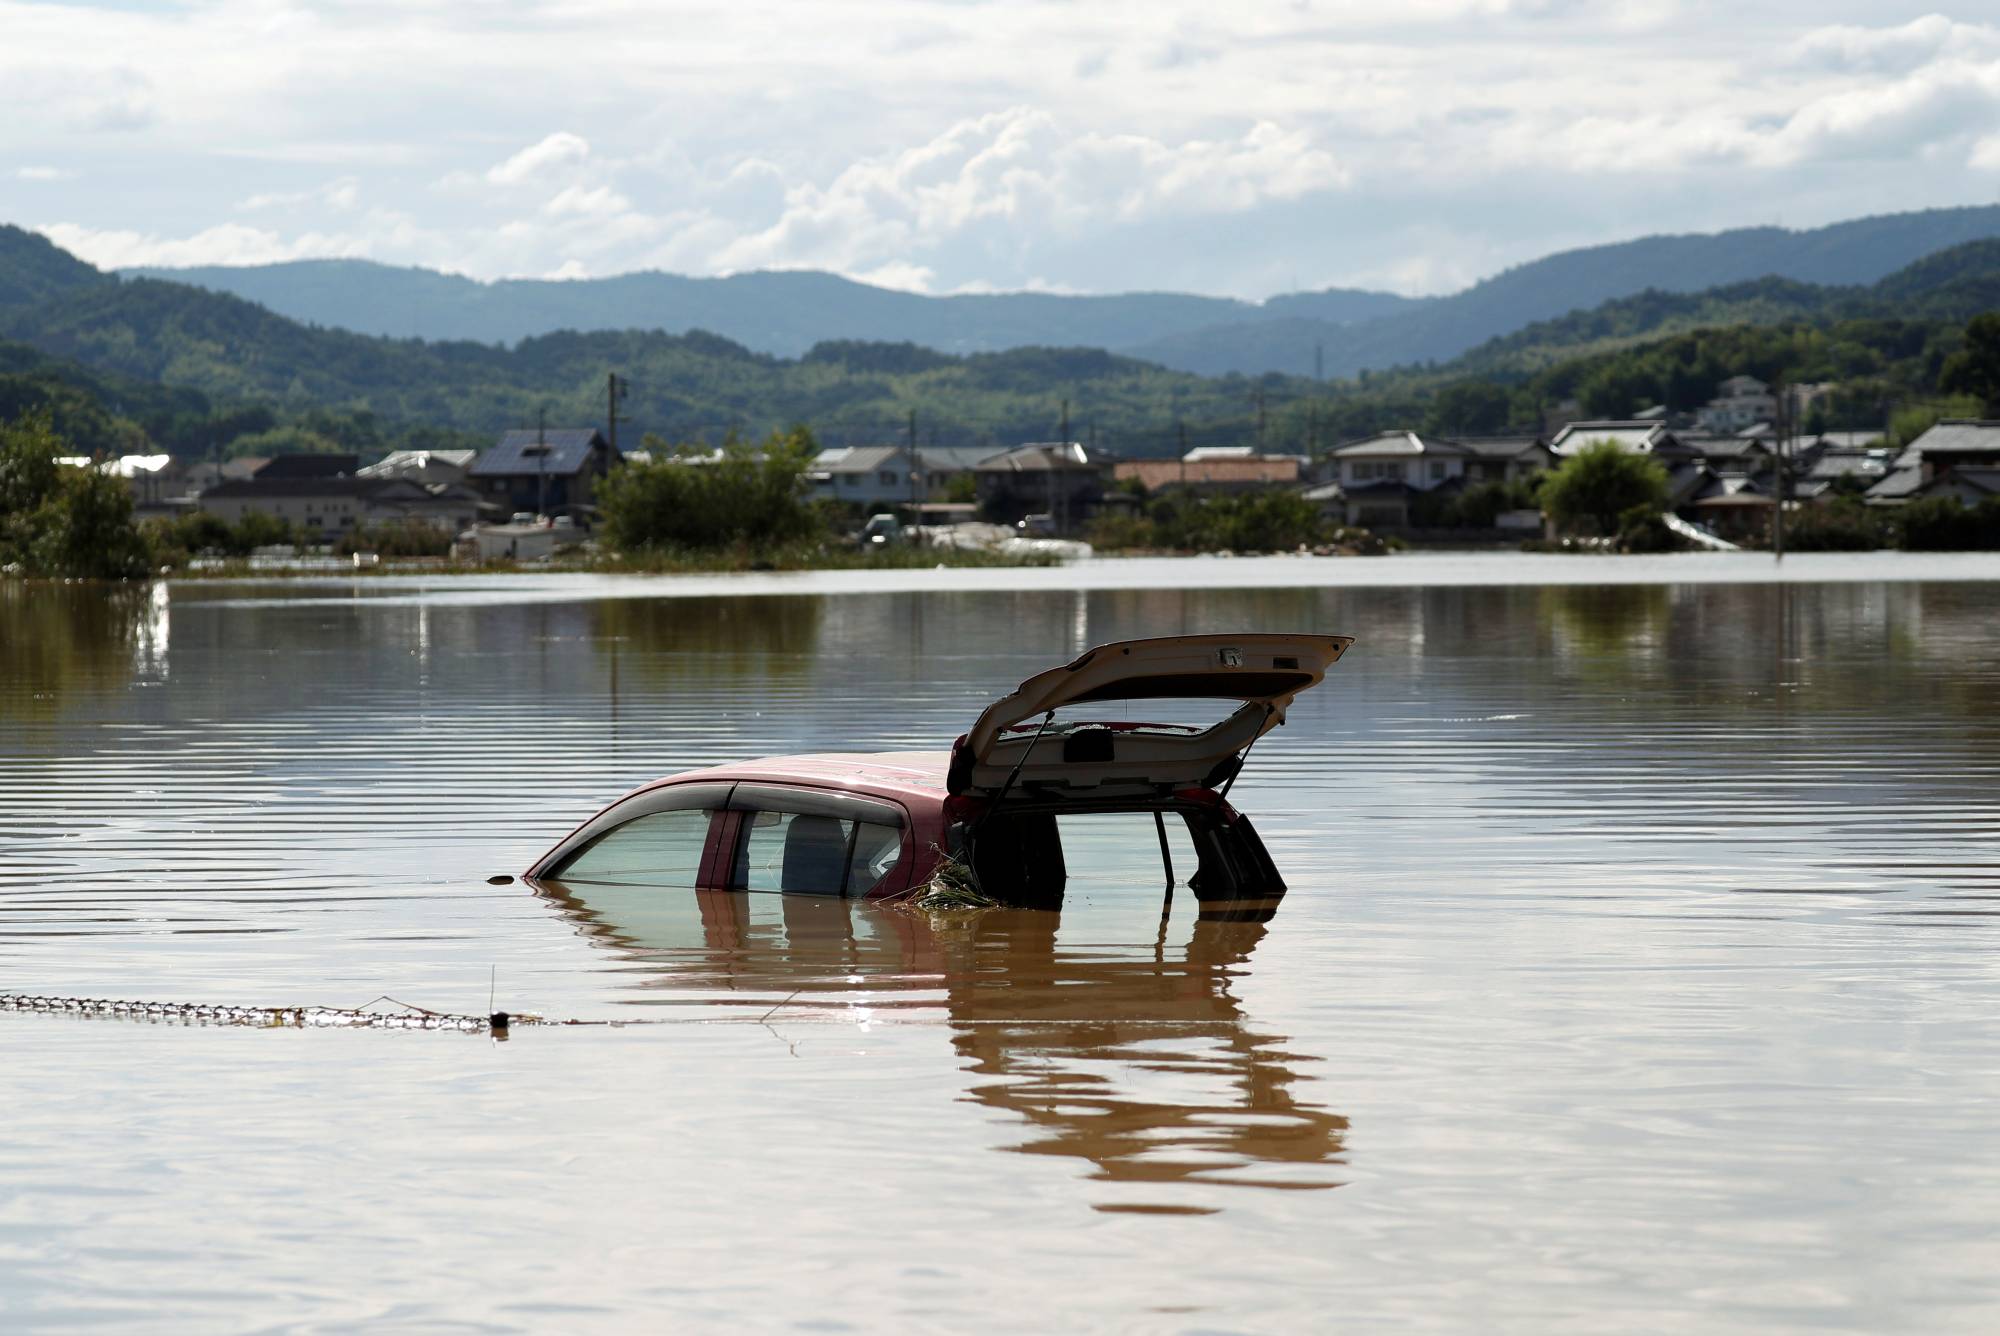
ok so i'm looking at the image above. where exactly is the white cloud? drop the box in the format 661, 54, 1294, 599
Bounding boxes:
850, 261, 938, 294
543, 184, 632, 216
487, 132, 590, 185
711, 109, 1349, 276
15, 165, 76, 181
239, 178, 360, 211
1786, 15, 2000, 74
39, 210, 442, 271
6, 5, 2000, 297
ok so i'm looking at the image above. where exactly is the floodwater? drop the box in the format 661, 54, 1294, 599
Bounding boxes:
4, 553, 2000, 1332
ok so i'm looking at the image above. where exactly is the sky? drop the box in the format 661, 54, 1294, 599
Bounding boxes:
4, 1, 2000, 300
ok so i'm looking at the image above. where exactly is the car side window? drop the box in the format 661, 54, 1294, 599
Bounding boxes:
551, 809, 713, 886
733, 811, 904, 896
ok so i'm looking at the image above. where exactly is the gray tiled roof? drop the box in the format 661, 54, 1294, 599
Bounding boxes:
1804, 449, 1891, 481
1904, 420, 2000, 456
1865, 466, 1927, 502
1454, 436, 1547, 458
814, 445, 999, 474
1918, 465, 2000, 498
470, 429, 608, 478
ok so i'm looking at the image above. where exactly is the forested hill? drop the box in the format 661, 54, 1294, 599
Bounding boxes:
123, 254, 1411, 356
116, 206, 2000, 377
1122, 205, 2000, 377
0, 244, 1296, 452
1, 227, 1996, 460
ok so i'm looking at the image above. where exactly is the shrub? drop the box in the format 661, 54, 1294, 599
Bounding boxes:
1896, 496, 2000, 551
1541, 441, 1669, 537
1143, 490, 1326, 552
1785, 499, 1888, 552
1615, 505, 1679, 553
599, 426, 824, 551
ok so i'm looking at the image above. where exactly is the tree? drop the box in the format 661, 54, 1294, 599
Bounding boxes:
28, 464, 151, 578
1940, 312, 2000, 413
1422, 381, 1512, 436
599, 425, 822, 551
1540, 440, 1669, 537
0, 409, 151, 578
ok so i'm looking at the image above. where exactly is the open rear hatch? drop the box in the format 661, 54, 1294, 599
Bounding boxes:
947, 633, 1353, 803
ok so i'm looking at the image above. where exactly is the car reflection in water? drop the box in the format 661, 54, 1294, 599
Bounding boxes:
529, 876, 1348, 1214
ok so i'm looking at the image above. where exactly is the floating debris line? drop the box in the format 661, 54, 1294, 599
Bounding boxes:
0, 993, 540, 1033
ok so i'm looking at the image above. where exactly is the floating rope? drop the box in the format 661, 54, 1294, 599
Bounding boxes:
0, 992, 538, 1033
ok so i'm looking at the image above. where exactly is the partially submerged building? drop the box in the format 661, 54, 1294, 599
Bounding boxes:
974, 442, 1111, 530
467, 429, 618, 522
807, 445, 997, 510
1113, 446, 1304, 495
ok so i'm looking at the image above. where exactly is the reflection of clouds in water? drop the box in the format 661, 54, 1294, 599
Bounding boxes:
534, 882, 1347, 1210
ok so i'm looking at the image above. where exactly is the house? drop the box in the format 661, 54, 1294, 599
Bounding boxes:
1863, 420, 2000, 506
1324, 431, 1472, 527
1684, 473, 1776, 542
1793, 446, 1894, 501
807, 445, 997, 509
256, 453, 362, 479
358, 449, 477, 487
1688, 436, 1773, 476
1454, 436, 1555, 485
1696, 376, 1778, 435
197, 476, 481, 540
467, 429, 619, 522
183, 456, 267, 495
1548, 420, 1700, 462
1113, 446, 1304, 494
973, 442, 1110, 530
1909, 466, 2000, 506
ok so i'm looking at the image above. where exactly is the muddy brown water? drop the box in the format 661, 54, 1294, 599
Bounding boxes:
4, 556, 2000, 1331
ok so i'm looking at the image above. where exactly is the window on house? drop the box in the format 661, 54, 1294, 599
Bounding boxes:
878, 470, 898, 486
1430, 461, 1446, 482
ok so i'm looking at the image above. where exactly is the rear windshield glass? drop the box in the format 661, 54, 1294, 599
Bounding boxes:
998, 697, 1251, 738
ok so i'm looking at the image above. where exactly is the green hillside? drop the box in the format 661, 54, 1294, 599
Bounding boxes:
2, 227, 1995, 461
1125, 206, 2000, 377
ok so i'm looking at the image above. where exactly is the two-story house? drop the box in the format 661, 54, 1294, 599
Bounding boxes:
1326, 432, 1473, 526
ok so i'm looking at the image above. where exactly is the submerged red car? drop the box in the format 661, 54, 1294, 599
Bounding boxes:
525, 633, 1353, 910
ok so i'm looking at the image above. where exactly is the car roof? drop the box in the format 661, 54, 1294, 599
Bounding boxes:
645, 751, 950, 805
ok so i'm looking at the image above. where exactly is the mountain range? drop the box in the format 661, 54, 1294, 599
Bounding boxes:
124, 206, 2000, 378
0, 211, 1994, 459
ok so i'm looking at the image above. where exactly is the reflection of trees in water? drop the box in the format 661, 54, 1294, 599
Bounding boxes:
1537, 584, 1672, 663
590, 595, 824, 688
0, 582, 165, 720
535, 883, 1346, 1209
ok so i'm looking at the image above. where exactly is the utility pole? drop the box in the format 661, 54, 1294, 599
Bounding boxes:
1178, 420, 1189, 488
606, 373, 628, 456
1254, 387, 1267, 449
1772, 378, 1787, 562
908, 407, 919, 515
